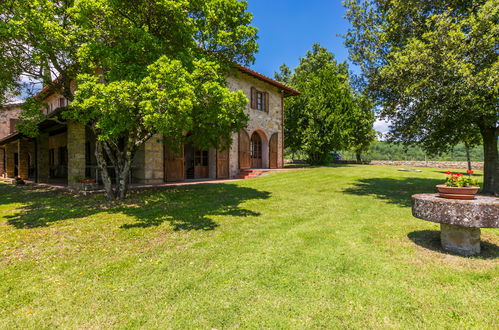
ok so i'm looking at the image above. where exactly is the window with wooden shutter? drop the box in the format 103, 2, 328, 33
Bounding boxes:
250, 87, 270, 112
250, 87, 257, 109
9, 119, 18, 133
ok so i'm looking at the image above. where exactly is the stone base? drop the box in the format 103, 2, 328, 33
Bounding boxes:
440, 224, 481, 256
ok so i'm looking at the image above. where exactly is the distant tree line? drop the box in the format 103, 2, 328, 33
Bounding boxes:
339, 142, 484, 162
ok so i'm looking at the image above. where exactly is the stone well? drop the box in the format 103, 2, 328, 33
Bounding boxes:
412, 194, 498, 256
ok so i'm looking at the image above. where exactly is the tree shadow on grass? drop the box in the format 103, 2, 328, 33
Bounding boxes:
342, 177, 442, 207
119, 184, 268, 231
408, 230, 498, 259
1, 182, 270, 231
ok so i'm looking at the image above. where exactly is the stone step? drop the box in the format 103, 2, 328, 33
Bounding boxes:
236, 169, 267, 179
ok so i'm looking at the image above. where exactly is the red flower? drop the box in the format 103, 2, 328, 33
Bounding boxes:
451, 176, 458, 180
467, 169, 474, 174
445, 171, 452, 175
456, 173, 463, 176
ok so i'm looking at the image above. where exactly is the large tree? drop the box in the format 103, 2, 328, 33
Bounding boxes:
344, 0, 498, 194
0, 0, 258, 199
276, 44, 375, 164
349, 93, 376, 162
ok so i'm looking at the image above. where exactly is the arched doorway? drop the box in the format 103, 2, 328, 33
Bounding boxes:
250, 132, 263, 168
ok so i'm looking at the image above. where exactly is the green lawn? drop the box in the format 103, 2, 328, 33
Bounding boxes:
0, 165, 497, 328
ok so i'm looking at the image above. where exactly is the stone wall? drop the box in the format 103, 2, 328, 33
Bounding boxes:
226, 71, 284, 177
67, 121, 86, 187
369, 160, 484, 170
134, 134, 164, 184
0, 105, 21, 140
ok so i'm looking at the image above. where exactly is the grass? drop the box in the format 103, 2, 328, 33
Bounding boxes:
0, 165, 497, 328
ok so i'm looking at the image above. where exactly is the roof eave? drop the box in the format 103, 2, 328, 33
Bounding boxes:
234, 64, 300, 97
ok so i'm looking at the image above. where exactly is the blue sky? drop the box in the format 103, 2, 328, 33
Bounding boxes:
247, 0, 353, 78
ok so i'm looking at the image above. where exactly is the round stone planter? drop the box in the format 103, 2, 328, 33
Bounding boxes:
412, 194, 499, 256
436, 185, 479, 200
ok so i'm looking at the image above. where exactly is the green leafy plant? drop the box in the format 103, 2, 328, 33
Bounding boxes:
444, 170, 478, 188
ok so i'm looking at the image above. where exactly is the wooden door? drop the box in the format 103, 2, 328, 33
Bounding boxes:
239, 130, 250, 169
164, 143, 184, 182
217, 148, 229, 179
250, 132, 262, 168
194, 149, 209, 179
269, 133, 278, 169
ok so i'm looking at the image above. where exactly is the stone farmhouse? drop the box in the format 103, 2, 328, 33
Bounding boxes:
0, 66, 299, 188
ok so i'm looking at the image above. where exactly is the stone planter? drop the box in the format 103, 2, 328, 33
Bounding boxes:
436, 185, 479, 200
412, 194, 499, 256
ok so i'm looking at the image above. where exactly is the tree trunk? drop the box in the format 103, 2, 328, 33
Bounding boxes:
116, 153, 133, 200
95, 140, 116, 200
465, 146, 472, 171
356, 151, 362, 163
480, 125, 498, 195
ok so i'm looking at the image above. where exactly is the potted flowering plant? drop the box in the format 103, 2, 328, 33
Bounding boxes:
436, 170, 479, 199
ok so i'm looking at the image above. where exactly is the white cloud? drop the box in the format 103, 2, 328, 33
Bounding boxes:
374, 118, 391, 134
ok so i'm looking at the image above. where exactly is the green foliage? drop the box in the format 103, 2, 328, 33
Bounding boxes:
344, 0, 498, 194
276, 44, 374, 164
0, 0, 258, 199
69, 57, 248, 150
340, 141, 485, 162
348, 93, 376, 161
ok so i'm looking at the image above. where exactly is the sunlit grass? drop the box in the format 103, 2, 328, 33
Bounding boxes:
0, 165, 497, 328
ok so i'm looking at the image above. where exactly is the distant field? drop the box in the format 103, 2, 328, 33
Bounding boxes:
0, 165, 497, 328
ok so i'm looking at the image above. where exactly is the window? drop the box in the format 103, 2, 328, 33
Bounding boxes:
58, 97, 66, 108
194, 150, 208, 166
251, 87, 269, 112
9, 119, 18, 133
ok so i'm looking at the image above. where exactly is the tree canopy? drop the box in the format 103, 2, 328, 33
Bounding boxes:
276, 44, 375, 164
0, 0, 258, 199
344, 0, 498, 194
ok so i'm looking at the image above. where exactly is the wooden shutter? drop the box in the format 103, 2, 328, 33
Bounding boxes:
217, 148, 230, 179
269, 133, 278, 169
164, 141, 184, 182
250, 87, 257, 109
239, 130, 250, 169
265, 92, 270, 112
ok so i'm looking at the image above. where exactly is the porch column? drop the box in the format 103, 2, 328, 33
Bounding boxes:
5, 142, 16, 178
37, 132, 50, 183
18, 139, 30, 179
67, 121, 86, 188
142, 134, 164, 184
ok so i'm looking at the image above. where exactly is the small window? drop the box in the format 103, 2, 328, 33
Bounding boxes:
58, 97, 66, 108
251, 87, 269, 112
9, 119, 18, 133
